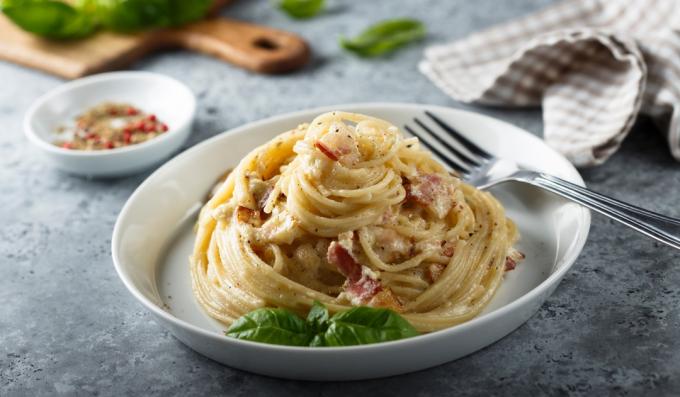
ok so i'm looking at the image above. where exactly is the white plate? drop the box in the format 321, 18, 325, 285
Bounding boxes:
112, 103, 590, 380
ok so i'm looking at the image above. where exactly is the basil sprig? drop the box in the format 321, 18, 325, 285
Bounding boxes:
225, 301, 419, 347
0, 0, 213, 39
1, 0, 96, 39
225, 307, 313, 346
341, 18, 426, 57
276, 0, 324, 19
94, 0, 213, 32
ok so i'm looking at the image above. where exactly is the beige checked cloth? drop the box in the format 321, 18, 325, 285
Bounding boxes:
420, 0, 680, 166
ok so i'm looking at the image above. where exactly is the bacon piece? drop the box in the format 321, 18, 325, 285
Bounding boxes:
441, 241, 455, 257
314, 141, 339, 161
408, 174, 441, 204
327, 241, 362, 282
368, 289, 403, 312
246, 175, 274, 213
407, 174, 455, 219
317, 123, 361, 165
401, 177, 413, 204
505, 249, 525, 272
426, 263, 446, 283
236, 205, 268, 228
236, 206, 257, 223
327, 240, 403, 309
345, 276, 383, 303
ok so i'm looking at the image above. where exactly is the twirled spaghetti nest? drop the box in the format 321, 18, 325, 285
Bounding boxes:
191, 111, 521, 332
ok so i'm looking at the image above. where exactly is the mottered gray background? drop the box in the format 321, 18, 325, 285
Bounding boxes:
1, 0, 679, 395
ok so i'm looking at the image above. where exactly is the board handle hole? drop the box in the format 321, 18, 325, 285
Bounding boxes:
253, 37, 279, 51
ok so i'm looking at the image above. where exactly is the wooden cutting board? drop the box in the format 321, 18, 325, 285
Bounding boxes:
0, 1, 310, 78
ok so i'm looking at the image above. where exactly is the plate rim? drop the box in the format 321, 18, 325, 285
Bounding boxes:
111, 102, 591, 354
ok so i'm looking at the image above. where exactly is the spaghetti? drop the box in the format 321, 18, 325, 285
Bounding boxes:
191, 111, 522, 333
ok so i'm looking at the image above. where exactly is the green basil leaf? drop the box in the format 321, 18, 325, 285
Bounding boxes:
340, 18, 425, 57
165, 0, 212, 26
322, 307, 419, 346
94, 0, 212, 32
95, 0, 169, 32
277, 0, 324, 19
225, 303, 418, 347
2, 0, 96, 39
306, 300, 329, 332
225, 307, 313, 346
1, 0, 213, 39
308, 334, 325, 347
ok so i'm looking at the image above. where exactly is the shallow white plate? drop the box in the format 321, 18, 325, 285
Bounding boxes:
112, 103, 590, 380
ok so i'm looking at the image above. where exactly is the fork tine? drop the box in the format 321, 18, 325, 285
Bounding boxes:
425, 111, 492, 159
413, 117, 481, 167
403, 125, 470, 176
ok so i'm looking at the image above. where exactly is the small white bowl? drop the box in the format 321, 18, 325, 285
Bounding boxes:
24, 71, 196, 177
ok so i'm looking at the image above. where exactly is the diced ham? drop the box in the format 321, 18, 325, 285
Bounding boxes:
441, 241, 455, 257
246, 175, 274, 213
327, 239, 402, 310
367, 289, 402, 312
235, 205, 266, 228
345, 274, 383, 304
402, 178, 412, 203
505, 248, 525, 272
426, 263, 446, 283
314, 141, 339, 161
327, 241, 362, 282
236, 206, 257, 223
407, 174, 456, 219
316, 123, 361, 165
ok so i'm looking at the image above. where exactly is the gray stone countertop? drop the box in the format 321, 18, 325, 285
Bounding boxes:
2, 0, 679, 395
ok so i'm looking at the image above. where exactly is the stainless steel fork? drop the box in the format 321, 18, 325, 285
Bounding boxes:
405, 111, 680, 250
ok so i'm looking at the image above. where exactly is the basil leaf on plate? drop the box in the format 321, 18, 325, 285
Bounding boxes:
306, 300, 329, 332
277, 0, 324, 19
225, 307, 313, 346
322, 306, 419, 346
308, 334, 326, 347
340, 18, 426, 57
225, 302, 419, 347
1, 0, 96, 39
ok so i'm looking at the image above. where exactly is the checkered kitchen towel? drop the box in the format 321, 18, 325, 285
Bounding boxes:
420, 0, 680, 166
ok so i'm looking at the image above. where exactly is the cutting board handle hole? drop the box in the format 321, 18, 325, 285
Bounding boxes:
252, 37, 279, 51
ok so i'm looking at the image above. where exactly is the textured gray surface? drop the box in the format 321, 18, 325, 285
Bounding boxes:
2, 0, 679, 395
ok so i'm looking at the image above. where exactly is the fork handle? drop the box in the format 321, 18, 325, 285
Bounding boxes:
514, 170, 680, 250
